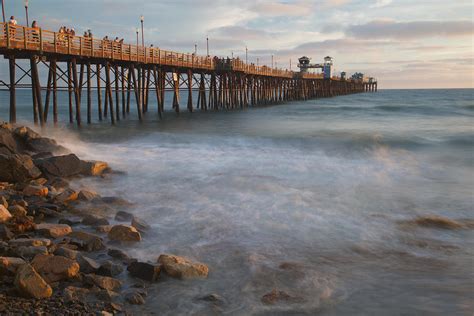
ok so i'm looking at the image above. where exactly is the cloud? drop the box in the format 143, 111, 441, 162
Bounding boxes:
211, 26, 271, 40
346, 20, 474, 39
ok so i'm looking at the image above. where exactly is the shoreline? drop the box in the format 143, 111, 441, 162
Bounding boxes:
0, 123, 208, 314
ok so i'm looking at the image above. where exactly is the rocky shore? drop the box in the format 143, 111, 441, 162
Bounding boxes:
0, 123, 209, 315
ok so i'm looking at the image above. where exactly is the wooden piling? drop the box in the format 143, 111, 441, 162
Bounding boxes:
8, 56, 16, 123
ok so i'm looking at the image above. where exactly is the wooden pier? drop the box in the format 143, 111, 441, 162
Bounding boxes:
0, 22, 377, 126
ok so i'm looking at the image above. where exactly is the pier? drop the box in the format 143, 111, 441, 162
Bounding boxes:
0, 22, 377, 126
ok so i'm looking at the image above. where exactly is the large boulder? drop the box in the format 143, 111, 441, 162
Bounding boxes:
13, 126, 40, 141
67, 231, 105, 251
127, 261, 160, 281
81, 161, 109, 176
54, 188, 78, 203
82, 214, 109, 227
0, 154, 41, 183
98, 261, 124, 277
31, 254, 80, 283
35, 223, 72, 238
77, 254, 101, 273
14, 264, 53, 298
78, 189, 100, 201
0, 205, 12, 223
0, 128, 19, 154
34, 154, 84, 178
108, 225, 141, 242
157, 254, 209, 279
0, 256, 26, 275
22, 184, 48, 197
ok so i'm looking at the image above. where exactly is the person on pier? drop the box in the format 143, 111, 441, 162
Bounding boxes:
8, 16, 17, 39
31, 21, 40, 43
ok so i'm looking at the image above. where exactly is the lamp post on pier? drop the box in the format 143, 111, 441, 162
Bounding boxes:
140, 15, 144, 47
271, 54, 274, 68
245, 46, 248, 64
194, 44, 197, 55
206, 36, 209, 57
136, 28, 139, 47
24, 0, 29, 26
2, 0, 5, 23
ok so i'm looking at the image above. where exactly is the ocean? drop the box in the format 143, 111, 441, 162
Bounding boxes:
1, 88, 473, 315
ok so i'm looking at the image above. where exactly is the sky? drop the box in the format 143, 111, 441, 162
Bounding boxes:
2, 0, 473, 89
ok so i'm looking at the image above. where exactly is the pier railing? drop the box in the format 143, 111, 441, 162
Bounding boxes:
0, 22, 297, 78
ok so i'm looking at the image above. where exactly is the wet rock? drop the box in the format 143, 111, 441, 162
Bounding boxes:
30, 177, 48, 186
95, 225, 112, 234
13, 126, 40, 141
0, 205, 12, 223
48, 177, 69, 190
34, 154, 83, 178
53, 246, 78, 260
81, 160, 109, 176
54, 188, 78, 204
6, 215, 35, 234
0, 257, 26, 275
108, 225, 141, 242
0, 154, 41, 183
14, 264, 53, 299
198, 293, 225, 305
125, 291, 145, 305
127, 261, 160, 281
77, 254, 101, 273
14, 246, 48, 260
83, 274, 122, 292
7, 205, 27, 217
103, 197, 132, 207
31, 254, 80, 283
9, 238, 51, 247
23, 184, 48, 197
28, 137, 67, 155
67, 231, 105, 252
0, 196, 8, 208
131, 217, 150, 232
78, 189, 100, 201
158, 254, 209, 279
0, 224, 13, 240
35, 223, 72, 238
405, 216, 465, 229
261, 289, 304, 305
114, 211, 134, 222
82, 214, 109, 227
58, 218, 80, 226
107, 248, 130, 261
98, 261, 124, 277
0, 128, 19, 154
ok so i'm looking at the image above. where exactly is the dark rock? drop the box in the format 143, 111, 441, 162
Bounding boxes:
7, 205, 27, 217
34, 154, 83, 178
97, 260, 124, 277
125, 291, 145, 305
31, 152, 53, 160
0, 154, 41, 183
13, 126, 40, 141
27, 137, 67, 155
103, 197, 132, 207
127, 261, 160, 282
0, 224, 13, 240
77, 254, 101, 273
77, 190, 100, 201
82, 214, 109, 227
0, 256, 26, 275
48, 177, 69, 190
114, 210, 134, 222
13, 246, 48, 260
54, 188, 78, 203
131, 217, 150, 232
108, 225, 141, 242
83, 274, 122, 291
58, 218, 80, 226
198, 293, 225, 305
261, 289, 304, 305
53, 246, 78, 260
67, 231, 105, 252
6, 215, 36, 234
0, 128, 19, 154
107, 248, 130, 261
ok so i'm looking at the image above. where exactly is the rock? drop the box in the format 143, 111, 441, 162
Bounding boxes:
158, 254, 209, 279
53, 247, 78, 260
131, 217, 150, 232
0, 196, 8, 208
31, 254, 80, 283
95, 225, 112, 234
0, 224, 13, 240
0, 154, 41, 183
58, 218, 80, 226
81, 161, 109, 176
14, 246, 49, 260
12, 199, 28, 208
77, 254, 101, 273
67, 231, 105, 252
30, 177, 48, 186
78, 189, 99, 201
108, 225, 141, 242
103, 197, 132, 207
107, 248, 130, 261
0, 205, 12, 223
0, 257, 26, 275
22, 184, 48, 197
28, 137, 67, 155
13, 126, 40, 140
0, 128, 19, 154
408, 216, 465, 229
198, 293, 225, 305
14, 264, 53, 299
6, 215, 35, 233
34, 154, 83, 178
63, 286, 92, 303
83, 274, 122, 291
54, 188, 78, 204
82, 214, 109, 227
35, 223, 72, 238
261, 289, 304, 305
7, 205, 27, 217
48, 177, 69, 190
127, 261, 160, 281
125, 291, 145, 305
9, 238, 51, 247
114, 211, 134, 222
98, 261, 124, 277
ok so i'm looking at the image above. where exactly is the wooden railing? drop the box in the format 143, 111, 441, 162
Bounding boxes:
0, 22, 338, 80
